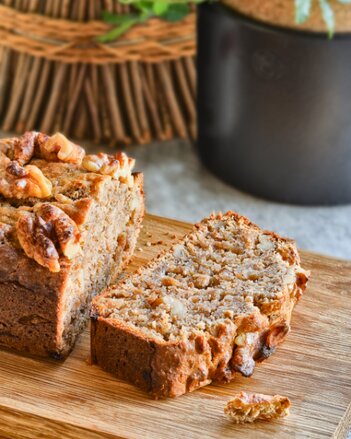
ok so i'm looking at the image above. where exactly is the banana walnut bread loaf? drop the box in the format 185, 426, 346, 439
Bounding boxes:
0, 132, 144, 359
91, 212, 309, 398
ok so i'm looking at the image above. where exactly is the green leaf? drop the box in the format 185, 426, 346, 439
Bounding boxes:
295, 0, 312, 24
101, 11, 138, 25
139, 10, 154, 22
162, 3, 189, 21
153, 1, 169, 16
319, 0, 335, 37
134, 1, 154, 13
98, 1, 198, 43
97, 18, 137, 42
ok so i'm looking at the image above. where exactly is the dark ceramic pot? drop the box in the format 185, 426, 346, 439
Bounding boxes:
197, 2, 351, 205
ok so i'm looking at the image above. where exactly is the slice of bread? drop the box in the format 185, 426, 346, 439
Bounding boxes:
91, 212, 309, 398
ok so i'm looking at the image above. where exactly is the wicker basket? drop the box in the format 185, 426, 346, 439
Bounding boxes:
0, 1, 196, 146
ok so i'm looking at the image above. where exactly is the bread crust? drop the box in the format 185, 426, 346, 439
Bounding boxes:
91, 212, 309, 398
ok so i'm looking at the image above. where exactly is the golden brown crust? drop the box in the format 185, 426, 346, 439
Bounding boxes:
224, 392, 291, 423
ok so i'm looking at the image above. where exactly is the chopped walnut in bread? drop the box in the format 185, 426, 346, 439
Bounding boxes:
13, 131, 37, 165
82, 152, 135, 186
36, 132, 85, 165
16, 212, 61, 272
53, 195, 93, 226
224, 392, 291, 423
0, 159, 52, 199
16, 204, 81, 272
34, 203, 81, 259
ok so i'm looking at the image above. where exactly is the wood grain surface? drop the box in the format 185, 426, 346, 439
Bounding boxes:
0, 214, 350, 439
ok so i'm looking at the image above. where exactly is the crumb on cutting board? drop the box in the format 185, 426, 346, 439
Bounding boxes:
224, 392, 290, 423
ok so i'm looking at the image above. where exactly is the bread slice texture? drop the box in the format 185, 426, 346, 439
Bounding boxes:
91, 212, 309, 398
0, 132, 144, 358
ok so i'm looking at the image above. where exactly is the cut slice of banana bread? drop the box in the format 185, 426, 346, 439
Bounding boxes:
0, 132, 144, 359
91, 212, 309, 398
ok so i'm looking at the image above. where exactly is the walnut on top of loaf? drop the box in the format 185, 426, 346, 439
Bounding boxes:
224, 392, 291, 423
0, 131, 137, 272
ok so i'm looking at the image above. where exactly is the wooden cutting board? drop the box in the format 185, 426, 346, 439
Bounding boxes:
0, 214, 350, 439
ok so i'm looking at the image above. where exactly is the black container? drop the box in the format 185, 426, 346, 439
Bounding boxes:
197, 3, 351, 205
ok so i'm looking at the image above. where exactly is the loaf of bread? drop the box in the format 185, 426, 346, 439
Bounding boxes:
91, 212, 309, 398
0, 132, 144, 358
224, 392, 291, 423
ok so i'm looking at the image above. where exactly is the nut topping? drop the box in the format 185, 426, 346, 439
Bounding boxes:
0, 222, 13, 241
82, 152, 135, 185
13, 131, 37, 165
54, 197, 92, 226
0, 161, 52, 199
82, 153, 118, 174
16, 213, 61, 272
37, 132, 85, 165
34, 203, 81, 260
0, 137, 17, 157
0, 152, 10, 168
16, 204, 81, 272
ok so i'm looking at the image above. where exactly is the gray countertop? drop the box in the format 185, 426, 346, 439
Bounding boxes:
126, 139, 351, 260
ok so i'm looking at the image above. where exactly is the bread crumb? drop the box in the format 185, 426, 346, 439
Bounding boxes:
224, 392, 290, 423
145, 242, 152, 247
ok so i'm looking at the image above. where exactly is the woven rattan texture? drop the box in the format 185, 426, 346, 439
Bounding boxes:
0, 2, 197, 144
0, 5, 196, 63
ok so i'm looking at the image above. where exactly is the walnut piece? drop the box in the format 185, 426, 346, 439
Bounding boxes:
224, 392, 291, 423
231, 332, 258, 377
34, 203, 81, 260
16, 213, 61, 272
0, 152, 10, 168
53, 196, 92, 226
82, 152, 135, 186
37, 132, 85, 165
13, 131, 37, 165
0, 137, 17, 157
0, 160, 52, 199
16, 204, 81, 272
0, 222, 14, 241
